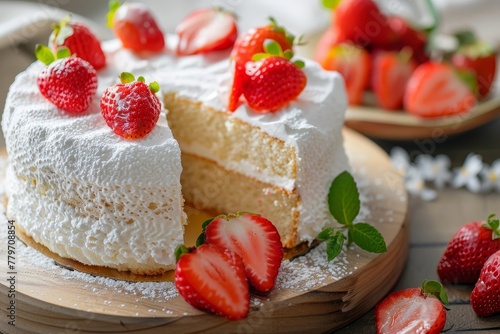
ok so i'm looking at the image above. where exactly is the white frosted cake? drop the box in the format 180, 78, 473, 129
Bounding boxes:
2, 39, 349, 275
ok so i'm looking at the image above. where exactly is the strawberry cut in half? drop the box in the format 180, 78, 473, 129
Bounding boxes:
371, 49, 417, 110
471, 249, 500, 317
321, 43, 371, 105
314, 27, 349, 66
200, 213, 283, 292
437, 214, 500, 284
100, 72, 161, 140
175, 244, 249, 320
35, 45, 97, 113
107, 0, 165, 52
375, 280, 448, 334
176, 7, 237, 56
50, 16, 106, 70
404, 61, 477, 118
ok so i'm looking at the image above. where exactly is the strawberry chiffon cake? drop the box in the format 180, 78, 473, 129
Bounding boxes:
2, 34, 349, 275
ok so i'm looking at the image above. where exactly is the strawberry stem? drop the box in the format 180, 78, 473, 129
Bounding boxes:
119, 72, 135, 84
107, 0, 121, 28
175, 245, 190, 262
35, 44, 56, 65
483, 214, 500, 240
421, 280, 448, 305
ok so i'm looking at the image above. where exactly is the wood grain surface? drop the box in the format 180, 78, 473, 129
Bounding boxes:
0, 129, 408, 333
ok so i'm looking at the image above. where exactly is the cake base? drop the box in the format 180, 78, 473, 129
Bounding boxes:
0, 129, 409, 333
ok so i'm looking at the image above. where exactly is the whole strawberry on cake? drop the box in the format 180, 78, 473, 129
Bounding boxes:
2, 4, 349, 276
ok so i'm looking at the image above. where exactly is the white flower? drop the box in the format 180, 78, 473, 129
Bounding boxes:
480, 159, 500, 193
405, 167, 437, 201
452, 153, 483, 193
415, 154, 452, 188
390, 147, 411, 176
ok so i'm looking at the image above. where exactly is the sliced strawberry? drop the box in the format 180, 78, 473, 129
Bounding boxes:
375, 281, 448, 334
227, 61, 248, 112
314, 27, 349, 66
451, 40, 497, 99
203, 213, 283, 292
50, 18, 106, 71
404, 61, 476, 118
35, 45, 97, 113
471, 249, 500, 317
175, 244, 249, 320
100, 72, 161, 139
176, 7, 237, 55
333, 0, 393, 48
230, 18, 294, 65
372, 49, 417, 110
437, 214, 500, 284
387, 16, 428, 63
107, 0, 165, 52
321, 43, 371, 105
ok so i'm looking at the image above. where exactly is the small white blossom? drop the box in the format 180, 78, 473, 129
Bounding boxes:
415, 154, 452, 188
480, 159, 500, 193
390, 147, 411, 176
452, 153, 483, 193
405, 167, 437, 201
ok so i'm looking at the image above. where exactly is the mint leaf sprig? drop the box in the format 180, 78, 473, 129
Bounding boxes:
317, 171, 387, 261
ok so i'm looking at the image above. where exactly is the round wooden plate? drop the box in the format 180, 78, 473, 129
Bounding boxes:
0, 128, 408, 334
345, 93, 500, 140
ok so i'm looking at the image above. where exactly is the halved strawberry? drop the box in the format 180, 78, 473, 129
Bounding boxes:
201, 213, 283, 292
314, 27, 349, 66
375, 280, 448, 334
107, 0, 165, 52
230, 17, 294, 65
50, 17, 106, 70
321, 43, 371, 105
176, 7, 237, 55
372, 49, 417, 110
404, 61, 477, 118
175, 244, 249, 320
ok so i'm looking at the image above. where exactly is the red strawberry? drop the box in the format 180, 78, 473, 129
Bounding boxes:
387, 16, 428, 63
321, 43, 371, 105
471, 249, 500, 317
202, 213, 283, 292
372, 49, 417, 110
227, 61, 247, 112
176, 7, 237, 56
107, 0, 165, 52
49, 17, 106, 70
438, 214, 500, 284
375, 280, 448, 334
35, 45, 97, 113
230, 17, 294, 65
100, 72, 161, 139
333, 0, 393, 48
404, 61, 477, 118
314, 27, 349, 66
451, 40, 497, 99
175, 244, 249, 320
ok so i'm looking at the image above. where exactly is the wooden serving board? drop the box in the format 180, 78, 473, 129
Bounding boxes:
0, 128, 408, 334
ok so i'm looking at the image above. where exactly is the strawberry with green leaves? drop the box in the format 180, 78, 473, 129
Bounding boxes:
175, 244, 249, 320
176, 7, 237, 56
49, 16, 106, 70
404, 62, 477, 118
230, 17, 295, 65
107, 0, 165, 52
198, 212, 283, 292
36, 45, 97, 113
375, 280, 448, 334
471, 249, 500, 317
100, 72, 161, 140
228, 40, 307, 113
438, 214, 500, 284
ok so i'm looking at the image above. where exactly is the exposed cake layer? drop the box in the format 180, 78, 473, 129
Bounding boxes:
2, 62, 186, 274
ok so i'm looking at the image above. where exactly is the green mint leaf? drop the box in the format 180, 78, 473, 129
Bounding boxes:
119, 72, 135, 84
35, 44, 55, 65
326, 231, 345, 261
322, 0, 342, 10
149, 81, 160, 93
328, 171, 360, 226
264, 39, 283, 56
174, 244, 189, 262
317, 227, 336, 241
56, 46, 71, 60
422, 279, 448, 305
350, 223, 386, 253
